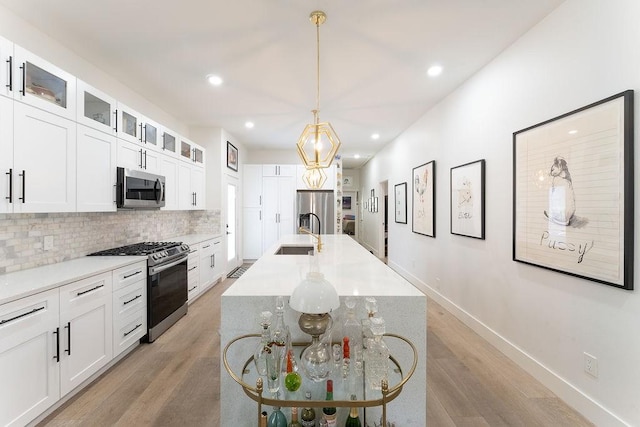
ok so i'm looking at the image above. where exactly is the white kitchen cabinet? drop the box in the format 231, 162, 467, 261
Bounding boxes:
242, 207, 262, 260
0, 288, 60, 427
160, 126, 179, 158
58, 272, 113, 397
159, 154, 179, 210
179, 137, 204, 166
262, 175, 295, 252
295, 164, 336, 190
243, 164, 263, 208
0, 36, 13, 99
263, 164, 295, 177
117, 139, 160, 174
13, 45, 76, 121
13, 102, 76, 213
0, 95, 13, 213
112, 276, 146, 357
76, 80, 116, 135
178, 161, 205, 210
199, 237, 222, 290
115, 103, 142, 145
187, 248, 200, 303
76, 124, 117, 212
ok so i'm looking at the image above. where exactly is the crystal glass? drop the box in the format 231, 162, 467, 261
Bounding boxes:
364, 316, 389, 391
254, 311, 273, 376
266, 345, 282, 394
300, 335, 332, 382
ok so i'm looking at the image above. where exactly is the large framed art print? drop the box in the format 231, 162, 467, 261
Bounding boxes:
451, 159, 485, 239
412, 161, 435, 237
513, 90, 634, 290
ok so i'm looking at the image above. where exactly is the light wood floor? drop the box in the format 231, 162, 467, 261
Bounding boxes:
40, 276, 593, 427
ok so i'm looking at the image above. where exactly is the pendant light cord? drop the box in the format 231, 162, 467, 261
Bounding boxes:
315, 18, 321, 122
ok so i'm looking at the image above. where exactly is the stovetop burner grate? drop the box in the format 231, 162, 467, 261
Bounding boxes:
88, 241, 182, 256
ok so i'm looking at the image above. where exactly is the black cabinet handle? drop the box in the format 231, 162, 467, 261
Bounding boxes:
0, 305, 45, 325
64, 322, 71, 355
53, 327, 60, 362
188, 265, 197, 272
76, 283, 104, 297
188, 285, 198, 292
5, 168, 12, 203
124, 323, 142, 337
202, 244, 211, 249
123, 270, 142, 279
213, 253, 215, 267
139, 123, 143, 142
139, 149, 143, 169
123, 294, 142, 305
144, 151, 147, 170
6, 56, 12, 91
18, 170, 25, 203
113, 109, 118, 132
19, 62, 25, 95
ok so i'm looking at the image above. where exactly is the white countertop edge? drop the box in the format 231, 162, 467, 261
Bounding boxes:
170, 233, 221, 246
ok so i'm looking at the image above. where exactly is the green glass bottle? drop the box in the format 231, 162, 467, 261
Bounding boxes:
289, 407, 302, 427
344, 395, 361, 427
300, 391, 316, 427
322, 379, 337, 427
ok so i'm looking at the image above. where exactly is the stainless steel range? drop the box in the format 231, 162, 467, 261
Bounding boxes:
89, 241, 190, 342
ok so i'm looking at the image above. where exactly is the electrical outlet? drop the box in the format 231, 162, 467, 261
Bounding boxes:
43, 235, 54, 251
584, 352, 598, 378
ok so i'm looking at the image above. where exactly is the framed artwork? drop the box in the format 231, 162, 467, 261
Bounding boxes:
513, 90, 634, 290
342, 196, 352, 210
412, 161, 436, 237
227, 141, 238, 171
450, 160, 485, 239
343, 176, 353, 187
395, 183, 407, 224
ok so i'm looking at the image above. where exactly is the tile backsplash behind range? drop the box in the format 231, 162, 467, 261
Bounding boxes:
0, 210, 221, 274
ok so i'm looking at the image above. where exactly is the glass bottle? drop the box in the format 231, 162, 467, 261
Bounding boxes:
343, 297, 362, 352
268, 407, 288, 427
344, 395, 362, 427
285, 349, 302, 392
260, 411, 268, 427
301, 391, 316, 427
271, 296, 291, 371
361, 297, 377, 349
342, 336, 350, 380
363, 317, 389, 391
254, 311, 273, 376
289, 407, 303, 427
322, 379, 337, 427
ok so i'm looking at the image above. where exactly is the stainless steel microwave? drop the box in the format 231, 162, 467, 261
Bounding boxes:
116, 167, 165, 209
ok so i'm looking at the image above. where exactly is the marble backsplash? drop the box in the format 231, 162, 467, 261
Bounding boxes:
0, 209, 221, 274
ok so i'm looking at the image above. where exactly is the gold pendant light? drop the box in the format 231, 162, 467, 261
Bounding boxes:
296, 11, 341, 189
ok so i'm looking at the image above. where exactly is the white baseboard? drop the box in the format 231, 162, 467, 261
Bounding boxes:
387, 260, 629, 427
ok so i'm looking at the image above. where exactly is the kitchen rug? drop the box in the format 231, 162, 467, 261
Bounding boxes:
227, 266, 249, 279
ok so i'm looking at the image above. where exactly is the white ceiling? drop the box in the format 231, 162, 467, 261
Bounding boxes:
0, 0, 563, 168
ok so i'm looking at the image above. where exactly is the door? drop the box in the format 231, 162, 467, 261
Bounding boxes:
76, 124, 117, 212
0, 96, 13, 213
227, 178, 241, 270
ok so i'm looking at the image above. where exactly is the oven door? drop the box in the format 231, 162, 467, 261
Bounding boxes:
147, 255, 188, 342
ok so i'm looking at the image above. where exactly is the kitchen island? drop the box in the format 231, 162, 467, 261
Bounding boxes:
220, 234, 426, 426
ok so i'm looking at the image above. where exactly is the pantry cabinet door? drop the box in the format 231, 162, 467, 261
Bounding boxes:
13, 102, 76, 213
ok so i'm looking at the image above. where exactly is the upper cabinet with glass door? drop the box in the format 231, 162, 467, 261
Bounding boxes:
13, 45, 76, 120
116, 103, 160, 149
0, 36, 14, 99
180, 137, 204, 166
76, 80, 116, 135
160, 126, 180, 158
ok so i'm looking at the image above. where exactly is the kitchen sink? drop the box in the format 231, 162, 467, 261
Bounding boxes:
274, 245, 314, 255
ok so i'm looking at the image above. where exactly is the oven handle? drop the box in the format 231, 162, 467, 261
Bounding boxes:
148, 254, 188, 275
155, 178, 164, 205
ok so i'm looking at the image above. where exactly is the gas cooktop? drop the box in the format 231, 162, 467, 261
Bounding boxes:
88, 241, 184, 256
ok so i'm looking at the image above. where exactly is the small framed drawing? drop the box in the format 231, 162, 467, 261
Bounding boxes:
450, 160, 485, 239
513, 90, 634, 290
227, 141, 238, 171
395, 182, 407, 224
412, 161, 435, 237
343, 176, 353, 187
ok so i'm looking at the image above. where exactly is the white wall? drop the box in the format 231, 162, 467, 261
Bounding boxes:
362, 1, 640, 425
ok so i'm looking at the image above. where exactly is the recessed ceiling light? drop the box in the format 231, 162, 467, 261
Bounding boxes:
206, 74, 223, 86
568, 129, 578, 134
427, 65, 443, 77
354, 154, 361, 159
371, 133, 380, 140
245, 121, 254, 129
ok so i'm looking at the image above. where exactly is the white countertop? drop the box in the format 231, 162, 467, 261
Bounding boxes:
223, 234, 424, 297
170, 233, 220, 246
0, 256, 147, 305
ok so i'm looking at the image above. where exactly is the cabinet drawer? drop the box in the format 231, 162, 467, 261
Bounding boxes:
0, 288, 59, 346
113, 309, 146, 357
113, 279, 146, 319
59, 271, 112, 311
112, 261, 147, 291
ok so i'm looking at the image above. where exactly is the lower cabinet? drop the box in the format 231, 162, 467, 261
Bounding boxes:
0, 261, 147, 426
187, 248, 200, 303
200, 237, 222, 289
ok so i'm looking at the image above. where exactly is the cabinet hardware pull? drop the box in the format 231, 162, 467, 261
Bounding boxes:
5, 168, 12, 203
212, 254, 215, 267
139, 149, 143, 169
76, 283, 104, 297
123, 294, 142, 305
188, 285, 198, 292
202, 244, 211, 249
19, 62, 25, 95
53, 327, 60, 362
0, 305, 45, 325
259, 195, 262, 206
65, 322, 71, 355
113, 109, 118, 132
188, 266, 197, 272
18, 170, 25, 203
124, 323, 142, 337
6, 56, 12, 90
139, 123, 143, 142
113, 184, 117, 204
123, 270, 142, 279
144, 151, 147, 169
259, 211, 262, 220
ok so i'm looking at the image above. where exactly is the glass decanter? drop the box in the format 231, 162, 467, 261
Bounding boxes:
361, 297, 378, 349
271, 296, 291, 372
343, 296, 362, 353
254, 311, 273, 376
363, 316, 389, 391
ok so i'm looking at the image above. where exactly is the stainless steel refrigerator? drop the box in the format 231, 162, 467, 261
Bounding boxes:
296, 190, 334, 234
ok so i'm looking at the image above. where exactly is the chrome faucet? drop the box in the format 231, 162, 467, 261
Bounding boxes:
299, 227, 323, 253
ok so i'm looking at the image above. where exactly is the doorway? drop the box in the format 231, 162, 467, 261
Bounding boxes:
379, 180, 388, 263
226, 177, 241, 271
